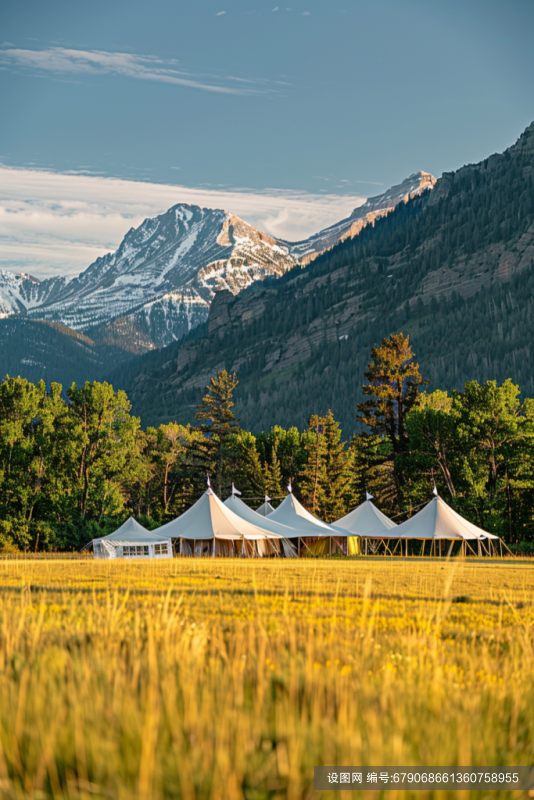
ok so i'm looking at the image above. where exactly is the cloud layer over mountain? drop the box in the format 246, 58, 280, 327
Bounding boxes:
0, 166, 365, 278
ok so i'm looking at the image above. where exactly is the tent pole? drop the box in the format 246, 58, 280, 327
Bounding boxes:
213, 539, 216, 558
406, 539, 409, 558
446, 541, 454, 559
420, 540, 424, 557
439, 540, 442, 558
365, 538, 368, 556
329, 536, 332, 557
298, 538, 301, 557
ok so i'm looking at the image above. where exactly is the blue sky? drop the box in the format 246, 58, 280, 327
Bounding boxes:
1, 0, 534, 277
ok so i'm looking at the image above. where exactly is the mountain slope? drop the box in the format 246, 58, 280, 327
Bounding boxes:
0, 172, 435, 363
0, 206, 298, 351
108, 122, 534, 433
0, 319, 128, 387
284, 171, 436, 264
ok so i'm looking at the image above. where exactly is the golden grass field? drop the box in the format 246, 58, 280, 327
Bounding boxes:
0, 556, 533, 800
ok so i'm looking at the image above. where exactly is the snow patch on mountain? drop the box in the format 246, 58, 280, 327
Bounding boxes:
0, 204, 296, 349
0, 173, 435, 352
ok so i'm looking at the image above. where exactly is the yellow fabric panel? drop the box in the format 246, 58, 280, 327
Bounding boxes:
303, 538, 331, 556
302, 538, 346, 556
347, 537, 361, 556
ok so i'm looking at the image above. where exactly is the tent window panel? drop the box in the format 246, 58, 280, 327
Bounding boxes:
123, 545, 150, 557
154, 543, 168, 555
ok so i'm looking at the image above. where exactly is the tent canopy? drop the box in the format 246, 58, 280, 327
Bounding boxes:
225, 495, 297, 538
392, 496, 491, 540
335, 499, 397, 537
256, 500, 275, 516
268, 493, 346, 538
103, 517, 168, 542
83, 517, 171, 551
157, 489, 284, 541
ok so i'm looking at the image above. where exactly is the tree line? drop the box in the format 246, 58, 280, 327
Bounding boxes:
1, 333, 534, 552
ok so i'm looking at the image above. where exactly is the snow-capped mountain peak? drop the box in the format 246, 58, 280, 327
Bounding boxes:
0, 203, 297, 349
0, 174, 435, 352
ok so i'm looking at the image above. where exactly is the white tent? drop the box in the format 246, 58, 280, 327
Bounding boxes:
268, 492, 350, 556
224, 494, 297, 557
87, 517, 172, 560
388, 495, 506, 556
269, 492, 347, 537
336, 499, 397, 537
393, 496, 488, 541
157, 488, 285, 556
256, 498, 275, 516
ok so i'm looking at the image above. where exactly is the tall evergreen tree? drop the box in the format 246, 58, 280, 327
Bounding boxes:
264, 439, 283, 498
358, 334, 426, 453
195, 370, 240, 496
299, 416, 328, 516
320, 411, 350, 522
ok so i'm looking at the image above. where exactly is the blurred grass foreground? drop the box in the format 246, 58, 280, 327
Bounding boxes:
0, 557, 533, 799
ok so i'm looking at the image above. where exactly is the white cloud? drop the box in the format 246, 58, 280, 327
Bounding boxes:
0, 46, 269, 96
216, 10, 226, 15
0, 166, 365, 279
303, 10, 310, 15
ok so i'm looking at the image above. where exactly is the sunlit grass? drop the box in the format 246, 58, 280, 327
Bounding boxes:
0, 557, 533, 799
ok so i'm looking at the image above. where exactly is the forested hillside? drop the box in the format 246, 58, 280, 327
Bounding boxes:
108, 121, 534, 434
0, 319, 129, 387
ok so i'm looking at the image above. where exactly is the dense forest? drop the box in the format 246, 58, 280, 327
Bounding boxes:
109, 121, 534, 435
2, 334, 534, 553
0, 319, 127, 387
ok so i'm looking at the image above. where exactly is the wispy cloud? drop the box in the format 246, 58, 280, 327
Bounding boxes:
215, 10, 226, 15
0, 166, 366, 279
0, 46, 273, 96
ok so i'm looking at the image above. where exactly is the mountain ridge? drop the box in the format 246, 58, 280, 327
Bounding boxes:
0, 172, 435, 357
106, 121, 534, 433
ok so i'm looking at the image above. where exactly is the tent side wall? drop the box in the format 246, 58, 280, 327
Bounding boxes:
93, 540, 173, 559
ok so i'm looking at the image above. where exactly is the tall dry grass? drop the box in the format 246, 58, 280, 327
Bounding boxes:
0, 557, 533, 799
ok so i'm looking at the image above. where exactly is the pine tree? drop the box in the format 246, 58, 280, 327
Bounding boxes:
194, 370, 240, 496
264, 440, 283, 498
320, 410, 350, 522
358, 334, 426, 454
227, 431, 265, 498
298, 416, 328, 516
